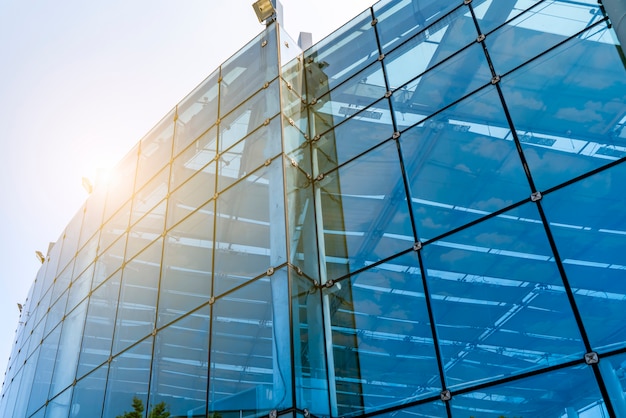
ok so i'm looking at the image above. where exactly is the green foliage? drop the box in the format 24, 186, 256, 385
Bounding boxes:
116, 397, 170, 418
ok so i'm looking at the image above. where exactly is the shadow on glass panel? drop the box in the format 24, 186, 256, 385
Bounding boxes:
421, 202, 585, 391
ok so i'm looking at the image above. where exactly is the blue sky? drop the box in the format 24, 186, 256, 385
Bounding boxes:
0, 0, 374, 383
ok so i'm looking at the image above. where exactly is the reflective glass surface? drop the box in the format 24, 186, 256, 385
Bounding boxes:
4, 5, 626, 418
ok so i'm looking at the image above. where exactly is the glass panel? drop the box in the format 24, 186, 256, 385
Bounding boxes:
44, 386, 72, 418
309, 61, 387, 138
370, 399, 447, 418
209, 270, 292, 415
49, 300, 86, 398
303, 10, 378, 101
167, 161, 216, 229
329, 252, 440, 416
213, 159, 286, 296
113, 238, 162, 355
70, 364, 108, 418
219, 80, 280, 153
384, 4, 478, 92
131, 164, 169, 225
471, 0, 539, 35
374, 0, 461, 53
218, 114, 282, 191
220, 25, 278, 118
391, 42, 492, 131
484, 1, 603, 74
98, 200, 131, 256
598, 352, 626, 416
312, 98, 393, 175
150, 305, 210, 417
450, 363, 607, 417
56, 208, 83, 276
50, 262, 72, 308
92, 234, 125, 289
102, 337, 153, 418
67, 263, 93, 313
136, 109, 175, 191
170, 125, 217, 192
285, 160, 319, 281
400, 86, 530, 241
103, 144, 138, 223
292, 272, 328, 416
125, 201, 165, 260
174, 69, 219, 156
316, 140, 413, 281
421, 202, 585, 390
27, 325, 61, 416
44, 291, 67, 338
77, 271, 121, 379
12, 350, 38, 418
72, 234, 98, 281
500, 23, 626, 190
542, 162, 626, 353
44, 240, 62, 295
158, 201, 214, 327
78, 177, 106, 249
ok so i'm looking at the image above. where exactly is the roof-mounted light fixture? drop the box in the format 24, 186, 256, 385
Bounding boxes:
252, 0, 276, 25
35, 251, 45, 264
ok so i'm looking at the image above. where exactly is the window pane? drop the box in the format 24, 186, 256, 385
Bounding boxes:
70, 364, 108, 418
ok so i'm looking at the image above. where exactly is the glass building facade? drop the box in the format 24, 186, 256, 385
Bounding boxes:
2, 0, 626, 417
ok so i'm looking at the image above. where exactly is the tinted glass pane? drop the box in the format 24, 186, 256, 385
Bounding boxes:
167, 161, 216, 229
159, 201, 214, 327
98, 200, 131, 256
291, 272, 328, 416
66, 263, 93, 313
500, 24, 626, 190
374, 0, 461, 53
103, 144, 138, 223
599, 352, 626, 416
125, 201, 165, 260
312, 98, 394, 175
303, 10, 378, 101
92, 234, 125, 289
102, 337, 153, 418
136, 109, 175, 190
220, 25, 278, 118
174, 69, 219, 156
219, 80, 280, 153
49, 300, 86, 397
44, 386, 72, 418
150, 305, 210, 416
209, 270, 292, 415
421, 202, 585, 390
27, 326, 61, 416
131, 164, 169, 225
395, 43, 492, 132
70, 364, 108, 418
170, 125, 217, 192
484, 1, 603, 75
77, 271, 120, 378
56, 208, 83, 276
450, 363, 606, 417
329, 252, 440, 416
400, 86, 530, 240
218, 114, 282, 191
316, 140, 413, 281
113, 239, 162, 354
542, 162, 626, 352
213, 159, 286, 296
